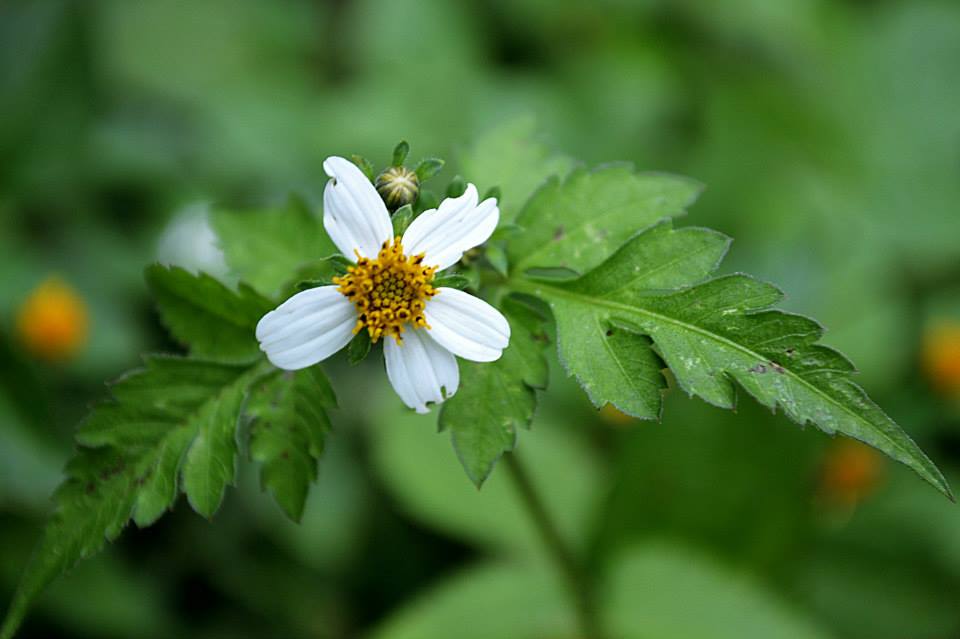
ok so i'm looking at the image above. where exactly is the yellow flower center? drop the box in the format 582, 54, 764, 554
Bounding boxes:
333, 237, 438, 343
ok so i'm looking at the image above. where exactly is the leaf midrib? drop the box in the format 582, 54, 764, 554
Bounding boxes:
513, 277, 935, 479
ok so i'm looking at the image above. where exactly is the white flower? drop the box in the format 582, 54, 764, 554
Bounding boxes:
256, 156, 510, 413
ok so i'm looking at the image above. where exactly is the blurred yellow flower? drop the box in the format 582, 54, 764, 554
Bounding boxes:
819, 439, 884, 508
922, 321, 960, 396
16, 277, 90, 362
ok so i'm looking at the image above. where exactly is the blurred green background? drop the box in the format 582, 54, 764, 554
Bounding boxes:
2, 0, 960, 637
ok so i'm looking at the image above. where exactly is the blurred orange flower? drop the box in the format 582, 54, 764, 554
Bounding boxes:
819, 439, 884, 508
16, 277, 90, 362
922, 321, 960, 396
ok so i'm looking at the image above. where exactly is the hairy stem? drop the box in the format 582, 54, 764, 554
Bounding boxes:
504, 453, 603, 639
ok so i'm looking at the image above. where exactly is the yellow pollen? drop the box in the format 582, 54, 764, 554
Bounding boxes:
333, 237, 437, 344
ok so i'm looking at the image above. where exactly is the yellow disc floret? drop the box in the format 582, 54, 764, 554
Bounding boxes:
334, 237, 438, 343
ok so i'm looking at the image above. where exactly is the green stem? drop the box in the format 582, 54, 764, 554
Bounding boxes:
503, 453, 603, 639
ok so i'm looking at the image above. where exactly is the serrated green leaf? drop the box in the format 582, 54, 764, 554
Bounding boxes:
515, 221, 951, 499
248, 368, 336, 521
1, 356, 264, 639
458, 115, 575, 224
180, 375, 251, 518
145, 265, 273, 362
508, 165, 703, 276
439, 298, 549, 486
0, 447, 137, 639
211, 197, 337, 298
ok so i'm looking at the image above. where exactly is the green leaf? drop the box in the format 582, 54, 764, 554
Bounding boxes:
351, 155, 376, 181
484, 244, 509, 277
439, 298, 548, 486
391, 203, 414, 237
391, 140, 410, 167
370, 561, 570, 639
606, 542, 830, 639
286, 255, 353, 295
0, 356, 266, 639
347, 330, 372, 365
507, 164, 703, 276
458, 115, 575, 224
433, 273, 471, 290
482, 186, 502, 201
415, 189, 439, 213
211, 197, 337, 298
414, 158, 444, 182
515, 221, 951, 499
248, 368, 337, 521
446, 175, 466, 198
145, 265, 273, 362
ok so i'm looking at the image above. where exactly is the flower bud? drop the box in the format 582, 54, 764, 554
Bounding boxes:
376, 166, 419, 211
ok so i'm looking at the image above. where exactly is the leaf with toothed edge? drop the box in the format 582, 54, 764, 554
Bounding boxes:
439, 297, 549, 487
146, 265, 273, 362
247, 367, 337, 521
513, 220, 952, 500
0, 355, 281, 639
508, 164, 703, 277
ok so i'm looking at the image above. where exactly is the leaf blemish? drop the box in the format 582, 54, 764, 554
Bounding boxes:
749, 364, 767, 374
553, 226, 565, 241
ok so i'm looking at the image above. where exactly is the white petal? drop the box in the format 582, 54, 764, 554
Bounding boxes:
256, 286, 357, 370
383, 329, 459, 414
322, 156, 393, 259
401, 184, 499, 271
423, 288, 510, 362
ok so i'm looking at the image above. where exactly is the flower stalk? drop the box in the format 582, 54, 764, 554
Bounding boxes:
504, 453, 604, 639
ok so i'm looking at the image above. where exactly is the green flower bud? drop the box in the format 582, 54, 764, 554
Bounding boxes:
376, 166, 420, 211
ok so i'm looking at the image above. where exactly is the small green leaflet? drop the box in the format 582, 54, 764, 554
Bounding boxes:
507, 165, 702, 276
146, 265, 273, 362
211, 196, 338, 298
513, 221, 952, 499
248, 367, 337, 521
439, 298, 549, 487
